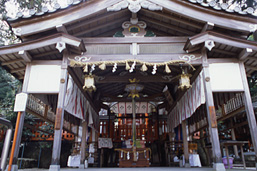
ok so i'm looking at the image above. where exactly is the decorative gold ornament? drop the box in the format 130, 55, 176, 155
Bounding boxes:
125, 78, 144, 99
83, 74, 96, 92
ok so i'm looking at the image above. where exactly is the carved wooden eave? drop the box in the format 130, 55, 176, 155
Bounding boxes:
0, 33, 85, 79
0, 33, 85, 55
184, 31, 257, 52
7, 0, 257, 37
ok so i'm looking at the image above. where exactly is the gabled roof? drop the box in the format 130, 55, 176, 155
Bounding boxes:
7, 0, 257, 38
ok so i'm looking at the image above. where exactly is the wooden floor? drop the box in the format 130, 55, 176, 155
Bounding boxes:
18, 167, 256, 171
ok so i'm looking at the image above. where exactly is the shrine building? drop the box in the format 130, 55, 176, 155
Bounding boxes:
0, 0, 257, 171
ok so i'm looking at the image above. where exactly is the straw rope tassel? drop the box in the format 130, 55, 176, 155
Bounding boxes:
141, 63, 148, 72
99, 62, 106, 70
83, 64, 88, 73
126, 61, 130, 70
165, 64, 171, 73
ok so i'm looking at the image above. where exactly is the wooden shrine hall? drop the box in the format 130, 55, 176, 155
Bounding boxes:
0, 0, 257, 171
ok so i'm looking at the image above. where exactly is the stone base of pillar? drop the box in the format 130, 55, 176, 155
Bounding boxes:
49, 165, 60, 171
5, 164, 18, 171
79, 164, 85, 169
213, 163, 226, 171
184, 163, 191, 168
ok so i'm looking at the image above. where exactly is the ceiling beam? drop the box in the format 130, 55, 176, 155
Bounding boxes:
1, 58, 24, 66
101, 93, 165, 102
33, 50, 60, 58
244, 56, 257, 62
96, 74, 177, 83
56, 24, 68, 34
238, 48, 253, 60
245, 65, 257, 71
140, 9, 202, 30
18, 50, 32, 62
10, 67, 26, 73
139, 16, 195, 36
201, 22, 214, 33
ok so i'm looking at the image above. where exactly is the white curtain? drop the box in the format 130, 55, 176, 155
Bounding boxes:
167, 71, 205, 132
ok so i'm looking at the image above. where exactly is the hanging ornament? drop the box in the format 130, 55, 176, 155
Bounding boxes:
152, 64, 157, 75
140, 62, 148, 72
112, 63, 117, 72
83, 64, 88, 73
83, 74, 96, 92
127, 152, 130, 160
99, 62, 106, 70
121, 151, 123, 159
129, 61, 136, 73
165, 64, 171, 73
126, 61, 130, 70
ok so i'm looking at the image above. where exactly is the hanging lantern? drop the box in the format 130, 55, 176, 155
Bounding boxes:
125, 78, 144, 98
83, 74, 96, 92
178, 72, 192, 90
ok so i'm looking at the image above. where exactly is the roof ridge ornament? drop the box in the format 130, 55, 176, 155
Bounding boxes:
107, 0, 163, 13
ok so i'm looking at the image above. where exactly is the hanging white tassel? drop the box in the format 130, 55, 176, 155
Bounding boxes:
152, 64, 157, 75
90, 64, 95, 73
129, 61, 136, 73
112, 63, 117, 72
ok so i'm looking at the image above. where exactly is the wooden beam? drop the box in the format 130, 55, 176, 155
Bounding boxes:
239, 62, 257, 169
188, 31, 257, 51
18, 50, 32, 62
74, 17, 128, 37
1, 58, 24, 66
33, 50, 60, 59
245, 65, 257, 71
56, 24, 68, 34
140, 16, 195, 35
244, 56, 257, 62
0, 33, 83, 55
101, 93, 165, 102
148, 0, 256, 32
212, 48, 237, 56
140, 9, 202, 30
10, 67, 26, 73
96, 74, 177, 83
238, 48, 253, 60
50, 52, 69, 167
201, 22, 214, 33
182, 120, 190, 168
83, 36, 188, 44
69, 54, 203, 65
201, 48, 224, 168
10, 0, 123, 36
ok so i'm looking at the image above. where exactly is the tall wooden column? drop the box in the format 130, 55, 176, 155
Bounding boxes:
49, 53, 69, 171
202, 49, 225, 171
182, 120, 190, 168
239, 62, 257, 169
230, 119, 239, 158
9, 63, 31, 171
80, 121, 88, 168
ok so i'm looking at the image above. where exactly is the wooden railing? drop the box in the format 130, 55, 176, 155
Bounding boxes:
26, 95, 76, 135
223, 93, 244, 115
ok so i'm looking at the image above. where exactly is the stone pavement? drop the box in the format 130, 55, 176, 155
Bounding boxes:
18, 167, 256, 171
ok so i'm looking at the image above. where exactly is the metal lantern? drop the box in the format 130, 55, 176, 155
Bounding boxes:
83, 74, 96, 92
178, 73, 192, 90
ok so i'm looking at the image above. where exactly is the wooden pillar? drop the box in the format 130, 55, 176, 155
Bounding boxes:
80, 121, 88, 168
182, 120, 190, 168
230, 119, 239, 158
9, 63, 31, 171
239, 62, 257, 169
49, 53, 68, 171
202, 49, 225, 171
